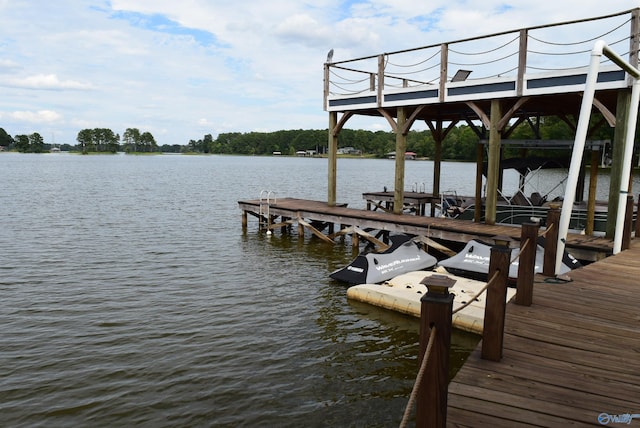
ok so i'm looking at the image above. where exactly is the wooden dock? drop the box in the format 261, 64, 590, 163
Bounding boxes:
447, 241, 640, 427
238, 197, 614, 262
240, 196, 639, 425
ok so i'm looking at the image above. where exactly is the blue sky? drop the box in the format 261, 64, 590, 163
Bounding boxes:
0, 0, 637, 145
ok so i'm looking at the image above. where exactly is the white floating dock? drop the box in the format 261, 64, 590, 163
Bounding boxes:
346, 267, 516, 334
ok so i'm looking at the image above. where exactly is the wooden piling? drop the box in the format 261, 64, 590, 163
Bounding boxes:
515, 221, 539, 306
416, 275, 454, 428
481, 244, 511, 362
543, 204, 560, 276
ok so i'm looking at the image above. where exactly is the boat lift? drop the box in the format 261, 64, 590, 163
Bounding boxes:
556, 40, 640, 274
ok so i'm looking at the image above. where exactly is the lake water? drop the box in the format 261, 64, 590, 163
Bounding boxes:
0, 153, 636, 427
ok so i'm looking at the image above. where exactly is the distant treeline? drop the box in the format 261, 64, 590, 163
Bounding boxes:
0, 115, 617, 159
189, 116, 614, 159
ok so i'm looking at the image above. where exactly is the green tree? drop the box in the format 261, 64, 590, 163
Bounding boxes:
122, 128, 141, 152
29, 132, 45, 153
140, 131, 157, 152
0, 128, 13, 149
76, 129, 94, 154
202, 134, 213, 153
94, 128, 119, 153
14, 134, 29, 152
75, 128, 119, 153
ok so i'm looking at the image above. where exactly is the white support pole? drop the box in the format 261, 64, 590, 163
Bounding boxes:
556, 41, 640, 272
613, 77, 640, 253
555, 42, 603, 275
603, 44, 640, 253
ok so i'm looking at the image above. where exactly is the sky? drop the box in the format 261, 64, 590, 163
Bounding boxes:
0, 1, 638, 146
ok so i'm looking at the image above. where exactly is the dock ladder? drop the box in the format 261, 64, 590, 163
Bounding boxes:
259, 190, 277, 230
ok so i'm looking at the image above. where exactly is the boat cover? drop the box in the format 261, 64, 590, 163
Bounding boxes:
438, 238, 581, 282
330, 235, 438, 284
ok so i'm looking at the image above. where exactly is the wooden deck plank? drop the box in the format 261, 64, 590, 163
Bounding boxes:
504, 304, 640, 338
449, 383, 609, 426
445, 407, 540, 428
453, 363, 639, 411
447, 243, 640, 427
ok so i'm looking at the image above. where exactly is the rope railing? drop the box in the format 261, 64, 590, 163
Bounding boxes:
449, 34, 520, 56
448, 49, 519, 68
538, 222, 554, 238
399, 325, 437, 428
325, 9, 637, 98
386, 49, 440, 68
450, 224, 557, 315
528, 16, 630, 46
384, 61, 441, 76
328, 69, 371, 84
451, 270, 497, 315
451, 234, 533, 316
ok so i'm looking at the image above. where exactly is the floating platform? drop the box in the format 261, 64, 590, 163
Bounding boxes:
346, 267, 516, 335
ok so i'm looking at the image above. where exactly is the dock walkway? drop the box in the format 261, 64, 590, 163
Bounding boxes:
447, 241, 640, 427
238, 197, 613, 262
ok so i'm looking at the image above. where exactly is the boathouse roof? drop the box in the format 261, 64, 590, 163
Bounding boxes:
323, 9, 639, 126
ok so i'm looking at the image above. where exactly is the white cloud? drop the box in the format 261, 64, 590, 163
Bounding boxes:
8, 74, 93, 90
0, 59, 21, 73
8, 110, 62, 123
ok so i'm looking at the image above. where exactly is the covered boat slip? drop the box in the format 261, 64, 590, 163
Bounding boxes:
324, 8, 640, 265
439, 148, 638, 234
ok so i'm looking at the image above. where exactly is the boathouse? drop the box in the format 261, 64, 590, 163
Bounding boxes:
323, 9, 639, 247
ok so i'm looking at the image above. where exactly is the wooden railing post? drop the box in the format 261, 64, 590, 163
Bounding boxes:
516, 220, 539, 306
543, 204, 560, 276
482, 243, 511, 362
622, 194, 634, 249
377, 54, 385, 107
416, 275, 455, 428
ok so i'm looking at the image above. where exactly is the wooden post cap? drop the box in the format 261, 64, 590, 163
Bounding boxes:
492, 235, 512, 247
420, 274, 457, 297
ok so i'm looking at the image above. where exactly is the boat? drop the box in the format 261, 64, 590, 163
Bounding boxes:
437, 238, 581, 282
346, 268, 517, 334
438, 156, 633, 234
330, 234, 438, 284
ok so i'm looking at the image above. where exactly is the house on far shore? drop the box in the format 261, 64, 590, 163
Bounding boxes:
272, 151, 282, 155
387, 151, 417, 160
296, 150, 317, 157
337, 146, 362, 155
